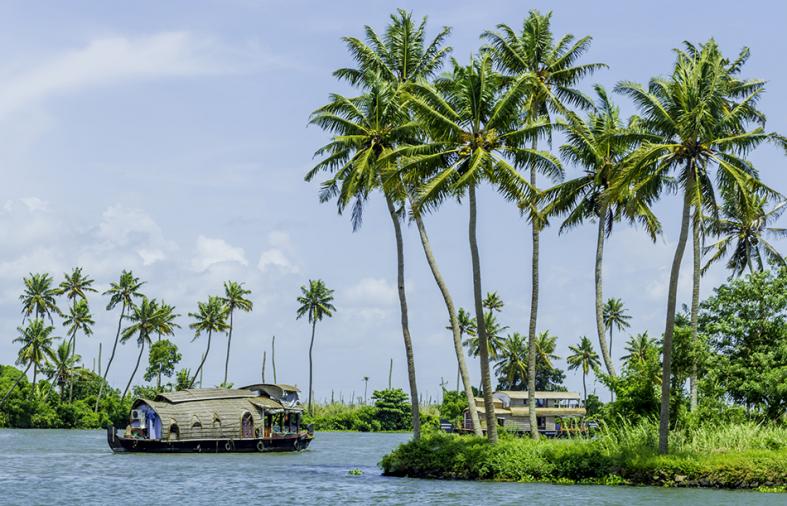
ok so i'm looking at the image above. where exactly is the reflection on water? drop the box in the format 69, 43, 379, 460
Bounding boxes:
0, 430, 779, 505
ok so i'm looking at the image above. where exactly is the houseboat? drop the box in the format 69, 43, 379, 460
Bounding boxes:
463, 390, 586, 437
107, 383, 313, 453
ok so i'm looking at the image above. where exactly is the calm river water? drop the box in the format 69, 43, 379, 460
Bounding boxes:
0, 429, 781, 505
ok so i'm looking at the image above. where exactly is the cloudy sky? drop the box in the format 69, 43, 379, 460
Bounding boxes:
1, 0, 785, 403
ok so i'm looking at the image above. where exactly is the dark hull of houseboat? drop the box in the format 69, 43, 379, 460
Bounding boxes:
106, 425, 313, 453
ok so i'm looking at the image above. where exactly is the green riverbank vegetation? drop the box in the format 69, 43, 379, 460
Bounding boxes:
381, 422, 787, 491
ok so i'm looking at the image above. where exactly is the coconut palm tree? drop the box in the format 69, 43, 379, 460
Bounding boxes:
96, 270, 144, 409
402, 54, 558, 443
188, 296, 230, 389
311, 10, 454, 439
121, 298, 160, 399
544, 87, 660, 378
296, 279, 336, 415
482, 292, 504, 313
463, 311, 508, 360
567, 336, 600, 405
57, 267, 96, 302
622, 332, 658, 368
615, 39, 780, 453
62, 299, 94, 400
704, 191, 786, 276
153, 301, 180, 389
46, 340, 80, 399
19, 273, 61, 324
221, 281, 253, 385
1, 319, 57, 406
308, 77, 426, 436
482, 10, 604, 439
602, 298, 631, 364
494, 332, 528, 390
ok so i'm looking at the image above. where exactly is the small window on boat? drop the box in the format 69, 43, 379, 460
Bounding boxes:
241, 412, 254, 439
212, 414, 222, 429
168, 423, 180, 441
191, 415, 202, 431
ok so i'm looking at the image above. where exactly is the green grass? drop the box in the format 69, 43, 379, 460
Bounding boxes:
379, 421, 787, 490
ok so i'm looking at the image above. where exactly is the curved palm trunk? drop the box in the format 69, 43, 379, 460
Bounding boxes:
224, 311, 234, 385
0, 363, 32, 407
308, 319, 316, 415
689, 208, 700, 412
582, 371, 587, 406
527, 162, 540, 441
95, 303, 126, 411
122, 338, 145, 399
468, 186, 498, 443
190, 330, 213, 388
384, 193, 421, 439
414, 212, 482, 436
659, 188, 693, 454
68, 333, 76, 402
595, 206, 616, 381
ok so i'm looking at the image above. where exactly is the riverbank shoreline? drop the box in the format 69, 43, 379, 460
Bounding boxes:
379, 431, 787, 493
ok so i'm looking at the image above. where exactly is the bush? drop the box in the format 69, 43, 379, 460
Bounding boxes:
381, 421, 787, 490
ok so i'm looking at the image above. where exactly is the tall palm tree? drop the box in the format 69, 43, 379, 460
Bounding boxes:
120, 298, 160, 399
46, 340, 80, 399
153, 301, 180, 389
221, 281, 253, 385
482, 292, 504, 313
704, 191, 786, 276
534, 331, 560, 373
296, 279, 336, 415
19, 273, 61, 324
188, 296, 230, 388
62, 299, 94, 400
57, 267, 96, 302
482, 10, 604, 439
402, 54, 557, 443
312, 11, 453, 440
463, 311, 508, 360
602, 298, 631, 364
494, 332, 528, 390
97, 270, 144, 409
1, 319, 57, 406
545, 86, 660, 377
567, 336, 601, 405
615, 40, 779, 453
362, 376, 369, 404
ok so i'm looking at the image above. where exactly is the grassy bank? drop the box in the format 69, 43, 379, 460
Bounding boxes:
380, 422, 787, 491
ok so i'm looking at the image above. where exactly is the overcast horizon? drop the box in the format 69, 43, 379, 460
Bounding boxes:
1, 0, 785, 403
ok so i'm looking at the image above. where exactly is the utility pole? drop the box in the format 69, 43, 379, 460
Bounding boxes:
98, 343, 102, 377
261, 351, 267, 383
271, 336, 277, 384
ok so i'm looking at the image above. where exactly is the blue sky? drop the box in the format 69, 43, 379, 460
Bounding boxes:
0, 1, 785, 402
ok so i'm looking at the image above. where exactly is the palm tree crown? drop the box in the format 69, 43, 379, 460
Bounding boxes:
57, 267, 97, 301
703, 191, 786, 276
103, 270, 145, 312
20, 273, 61, 323
296, 280, 336, 324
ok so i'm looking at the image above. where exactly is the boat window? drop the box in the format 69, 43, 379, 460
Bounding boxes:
191, 416, 202, 431
212, 413, 222, 428
168, 423, 179, 441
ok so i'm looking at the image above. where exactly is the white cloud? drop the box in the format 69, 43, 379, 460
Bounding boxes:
344, 277, 398, 307
0, 32, 233, 118
257, 230, 299, 274
192, 235, 248, 272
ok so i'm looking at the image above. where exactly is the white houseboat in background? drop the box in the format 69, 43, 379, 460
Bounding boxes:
463, 390, 586, 436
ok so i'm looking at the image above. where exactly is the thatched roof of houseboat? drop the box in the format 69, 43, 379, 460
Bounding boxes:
155, 388, 258, 404
495, 391, 582, 400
